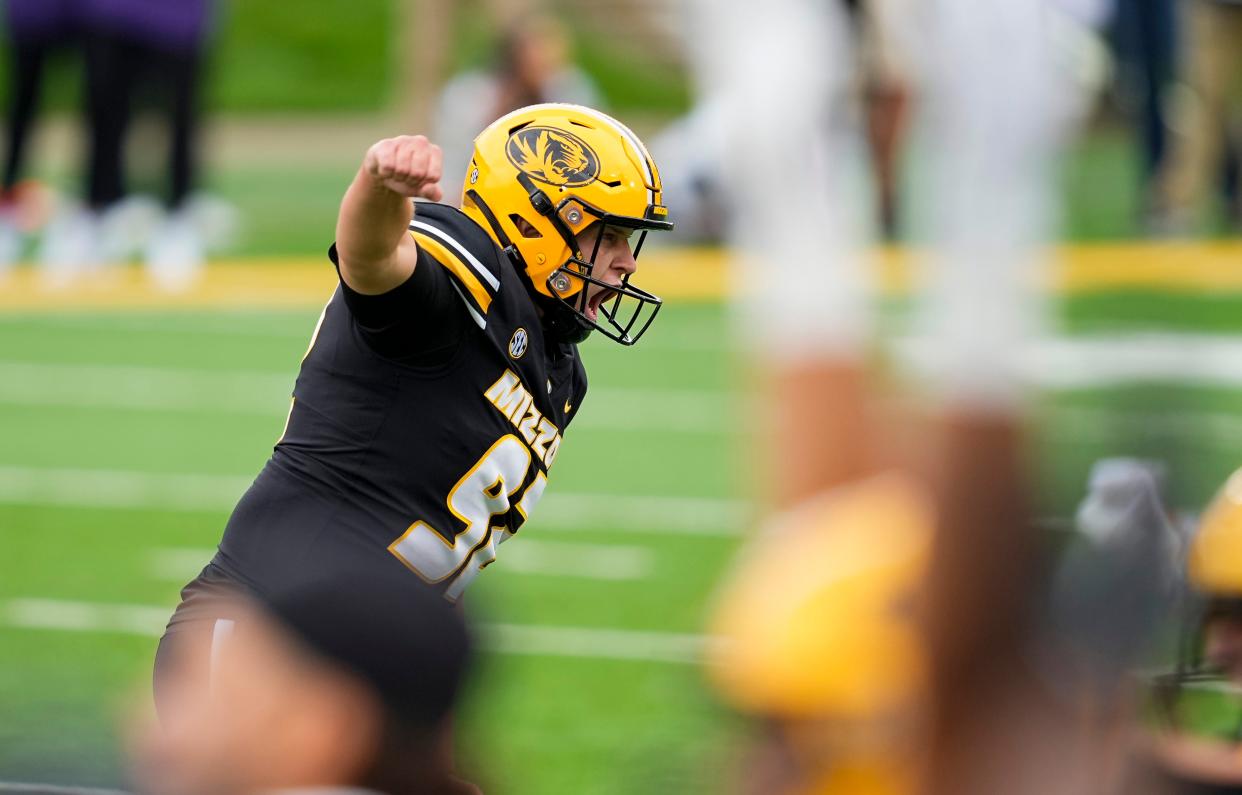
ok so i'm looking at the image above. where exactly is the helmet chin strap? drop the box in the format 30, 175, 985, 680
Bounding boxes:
465, 186, 594, 345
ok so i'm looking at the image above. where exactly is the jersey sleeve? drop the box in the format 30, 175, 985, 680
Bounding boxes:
327, 241, 466, 366
405, 208, 504, 330
326, 203, 505, 365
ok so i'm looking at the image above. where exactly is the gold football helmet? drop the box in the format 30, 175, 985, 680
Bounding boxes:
1190, 467, 1242, 597
460, 103, 672, 345
708, 475, 932, 720
706, 476, 934, 795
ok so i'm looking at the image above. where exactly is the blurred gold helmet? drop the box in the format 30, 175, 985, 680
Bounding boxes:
1189, 467, 1242, 597
707, 475, 933, 722
460, 103, 673, 345
1141, 466, 1242, 788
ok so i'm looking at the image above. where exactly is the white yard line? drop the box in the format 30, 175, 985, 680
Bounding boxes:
0, 361, 731, 432
475, 539, 655, 580
148, 540, 655, 583
0, 313, 317, 339
894, 332, 1242, 388
0, 466, 253, 512
146, 548, 217, 581
0, 312, 728, 351
484, 622, 711, 664
5, 598, 173, 637
0, 361, 293, 415
7, 331, 1242, 428
1, 598, 715, 665
1042, 405, 1242, 447
0, 466, 748, 536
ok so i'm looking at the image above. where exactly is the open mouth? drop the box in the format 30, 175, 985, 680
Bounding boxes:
584, 287, 617, 323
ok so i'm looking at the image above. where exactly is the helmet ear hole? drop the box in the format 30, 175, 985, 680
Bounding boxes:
509, 214, 543, 239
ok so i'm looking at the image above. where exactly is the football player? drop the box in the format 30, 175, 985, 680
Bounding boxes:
694, 0, 1094, 793
153, 104, 672, 706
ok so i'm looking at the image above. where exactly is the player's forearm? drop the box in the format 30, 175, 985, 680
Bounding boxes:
335, 136, 443, 294
335, 168, 414, 273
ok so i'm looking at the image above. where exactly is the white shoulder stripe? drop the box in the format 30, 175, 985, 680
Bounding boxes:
448, 281, 488, 329
409, 219, 502, 292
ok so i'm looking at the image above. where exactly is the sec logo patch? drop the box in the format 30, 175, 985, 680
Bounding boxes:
509, 327, 529, 359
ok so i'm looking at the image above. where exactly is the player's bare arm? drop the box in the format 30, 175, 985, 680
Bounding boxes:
335, 134, 444, 295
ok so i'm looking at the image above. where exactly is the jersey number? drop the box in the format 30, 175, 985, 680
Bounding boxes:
388, 434, 547, 600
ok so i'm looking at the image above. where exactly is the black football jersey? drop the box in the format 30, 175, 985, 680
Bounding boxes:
212, 202, 588, 601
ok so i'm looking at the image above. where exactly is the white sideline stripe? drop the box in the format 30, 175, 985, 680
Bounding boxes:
149, 540, 654, 583
0, 466, 748, 535
1, 598, 713, 665
0, 361, 731, 432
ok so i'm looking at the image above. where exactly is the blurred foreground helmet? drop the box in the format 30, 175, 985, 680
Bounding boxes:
460, 103, 673, 345
707, 475, 933, 795
1138, 467, 1242, 793
1190, 468, 1242, 598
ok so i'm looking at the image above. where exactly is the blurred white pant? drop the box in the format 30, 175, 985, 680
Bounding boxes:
688, 0, 1091, 405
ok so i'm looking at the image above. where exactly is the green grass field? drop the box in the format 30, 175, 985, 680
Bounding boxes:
0, 302, 745, 792
6, 81, 1242, 787
0, 0, 691, 116
6, 284, 1242, 790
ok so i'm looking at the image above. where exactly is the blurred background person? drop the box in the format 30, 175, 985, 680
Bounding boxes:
1108, 0, 1178, 223
40, 0, 218, 288
845, 0, 913, 243
0, 0, 81, 272
692, 0, 1111, 791
1150, 0, 1242, 235
135, 560, 476, 795
433, 14, 599, 206
657, 0, 914, 246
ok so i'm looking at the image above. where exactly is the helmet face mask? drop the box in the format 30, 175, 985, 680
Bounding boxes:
460, 104, 672, 345
548, 218, 663, 346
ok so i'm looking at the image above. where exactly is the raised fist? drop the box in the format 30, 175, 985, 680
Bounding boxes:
363, 135, 444, 202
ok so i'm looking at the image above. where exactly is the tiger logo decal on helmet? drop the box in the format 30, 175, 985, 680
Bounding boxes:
460, 104, 673, 346
506, 127, 600, 188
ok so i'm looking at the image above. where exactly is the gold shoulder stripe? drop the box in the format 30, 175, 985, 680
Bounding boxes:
411, 230, 493, 313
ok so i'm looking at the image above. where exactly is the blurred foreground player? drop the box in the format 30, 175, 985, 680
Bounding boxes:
1137, 468, 1242, 792
696, 0, 1092, 793
709, 477, 934, 795
134, 561, 475, 795
155, 103, 672, 703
